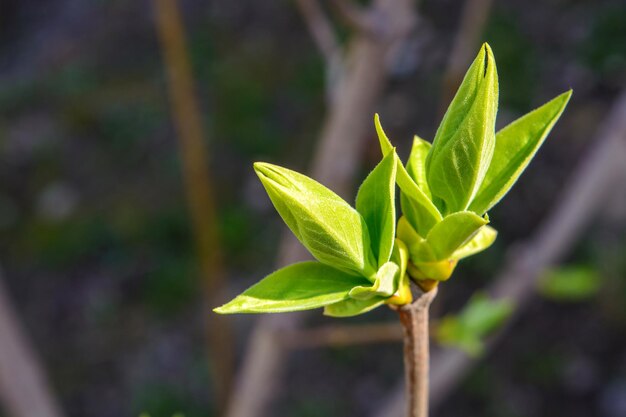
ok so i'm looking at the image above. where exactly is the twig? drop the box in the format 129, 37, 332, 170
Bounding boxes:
372, 91, 626, 417
282, 321, 403, 349
152, 0, 234, 412
225, 1, 417, 417
439, 0, 494, 115
0, 270, 64, 417
393, 288, 438, 417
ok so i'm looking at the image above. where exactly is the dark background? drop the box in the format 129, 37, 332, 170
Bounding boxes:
0, 0, 625, 416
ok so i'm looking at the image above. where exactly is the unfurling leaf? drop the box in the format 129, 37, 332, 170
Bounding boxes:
214, 262, 370, 314
324, 296, 387, 317
254, 162, 377, 278
387, 239, 413, 305
469, 90, 572, 214
452, 225, 497, 260
426, 44, 498, 214
375, 115, 442, 235
406, 135, 432, 197
356, 151, 397, 268
349, 262, 399, 300
413, 211, 488, 262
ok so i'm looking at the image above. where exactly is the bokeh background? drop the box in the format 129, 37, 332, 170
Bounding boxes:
1, 0, 625, 416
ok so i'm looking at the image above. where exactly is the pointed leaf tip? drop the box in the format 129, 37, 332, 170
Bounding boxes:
356, 151, 397, 267
215, 262, 370, 314
469, 89, 572, 214
426, 43, 499, 213
254, 162, 377, 277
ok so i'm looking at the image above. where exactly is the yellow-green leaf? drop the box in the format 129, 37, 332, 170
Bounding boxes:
356, 151, 397, 267
348, 262, 399, 300
375, 114, 442, 234
426, 43, 498, 213
255, 162, 377, 278
452, 225, 497, 260
323, 297, 387, 317
420, 211, 488, 261
469, 90, 572, 214
406, 135, 432, 198
214, 262, 370, 314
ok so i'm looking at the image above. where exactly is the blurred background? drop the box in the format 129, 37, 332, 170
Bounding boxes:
0, 0, 625, 416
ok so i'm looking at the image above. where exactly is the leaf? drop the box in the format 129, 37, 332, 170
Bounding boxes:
435, 293, 513, 356
214, 262, 370, 314
537, 266, 600, 302
375, 114, 442, 234
323, 296, 387, 317
401, 137, 439, 235
387, 239, 413, 305
396, 216, 425, 248
391, 238, 409, 283
255, 162, 377, 278
400, 193, 440, 237
356, 151, 397, 267
406, 135, 432, 198
426, 43, 499, 213
452, 225, 498, 260
421, 211, 488, 261
348, 262, 399, 300
469, 90, 572, 214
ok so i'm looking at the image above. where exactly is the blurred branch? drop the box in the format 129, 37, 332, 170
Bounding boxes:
225, 1, 417, 417
439, 0, 494, 114
0, 270, 64, 417
329, 0, 379, 34
295, 0, 341, 67
152, 0, 234, 413
282, 321, 403, 349
372, 90, 626, 417
294, 0, 344, 101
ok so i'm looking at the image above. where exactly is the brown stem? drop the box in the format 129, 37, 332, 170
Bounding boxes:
395, 287, 438, 417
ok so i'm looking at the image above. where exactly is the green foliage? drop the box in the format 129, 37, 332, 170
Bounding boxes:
469, 90, 572, 214
537, 266, 600, 302
254, 162, 377, 278
356, 151, 398, 268
216, 154, 410, 317
426, 44, 498, 214
216, 43, 570, 316
215, 262, 371, 313
436, 293, 514, 356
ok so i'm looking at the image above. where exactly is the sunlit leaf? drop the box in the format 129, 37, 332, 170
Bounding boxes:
406, 135, 432, 198
323, 296, 386, 317
421, 211, 488, 261
214, 262, 370, 313
387, 239, 413, 305
452, 225, 497, 260
375, 114, 442, 235
469, 90, 572, 214
356, 151, 397, 267
255, 162, 377, 278
349, 262, 399, 300
426, 44, 498, 213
